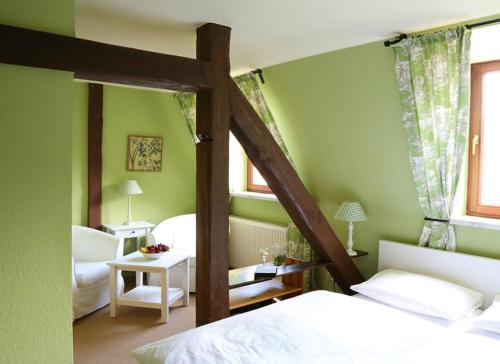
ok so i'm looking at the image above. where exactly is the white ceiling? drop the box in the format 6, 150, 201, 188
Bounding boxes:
76, 0, 500, 74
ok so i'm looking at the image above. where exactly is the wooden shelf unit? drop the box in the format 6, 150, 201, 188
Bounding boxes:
228, 251, 368, 311
229, 260, 332, 289
229, 279, 302, 310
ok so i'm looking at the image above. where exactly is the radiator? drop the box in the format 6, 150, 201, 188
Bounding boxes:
229, 216, 288, 268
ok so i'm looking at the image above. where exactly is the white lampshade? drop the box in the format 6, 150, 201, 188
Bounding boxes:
118, 180, 143, 195
334, 201, 367, 222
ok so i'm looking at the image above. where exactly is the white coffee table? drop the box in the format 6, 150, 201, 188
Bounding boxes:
107, 250, 190, 323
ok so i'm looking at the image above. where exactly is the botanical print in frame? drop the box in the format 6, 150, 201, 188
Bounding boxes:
127, 136, 163, 172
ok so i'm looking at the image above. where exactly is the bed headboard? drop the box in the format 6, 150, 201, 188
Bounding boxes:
378, 240, 500, 309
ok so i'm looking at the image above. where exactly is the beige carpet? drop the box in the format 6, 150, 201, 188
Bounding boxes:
73, 294, 196, 364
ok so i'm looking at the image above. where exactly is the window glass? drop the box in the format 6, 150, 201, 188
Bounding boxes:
251, 164, 267, 186
480, 71, 500, 206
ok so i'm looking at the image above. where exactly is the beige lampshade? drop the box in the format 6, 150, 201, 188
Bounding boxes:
118, 180, 143, 195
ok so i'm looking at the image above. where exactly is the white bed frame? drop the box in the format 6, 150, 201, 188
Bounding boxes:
378, 240, 500, 309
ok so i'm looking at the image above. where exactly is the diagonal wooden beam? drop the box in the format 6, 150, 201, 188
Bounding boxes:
228, 80, 364, 293
195, 23, 232, 326
0, 24, 211, 91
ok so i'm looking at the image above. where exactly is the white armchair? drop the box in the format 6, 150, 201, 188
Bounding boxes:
148, 214, 196, 292
72, 225, 124, 320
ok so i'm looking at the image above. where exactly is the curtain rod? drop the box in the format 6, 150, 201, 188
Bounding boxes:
383, 34, 407, 47
466, 17, 500, 29
173, 69, 265, 91
383, 17, 500, 47
252, 69, 265, 84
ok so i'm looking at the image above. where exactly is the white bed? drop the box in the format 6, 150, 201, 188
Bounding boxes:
133, 240, 500, 364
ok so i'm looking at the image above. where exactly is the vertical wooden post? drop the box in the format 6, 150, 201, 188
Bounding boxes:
87, 83, 103, 229
195, 23, 232, 326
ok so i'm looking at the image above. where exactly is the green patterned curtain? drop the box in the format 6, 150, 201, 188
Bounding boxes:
392, 27, 471, 251
176, 92, 196, 143
233, 73, 295, 168
287, 222, 316, 292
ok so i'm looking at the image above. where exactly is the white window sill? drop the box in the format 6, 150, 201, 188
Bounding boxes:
451, 215, 500, 231
230, 191, 279, 202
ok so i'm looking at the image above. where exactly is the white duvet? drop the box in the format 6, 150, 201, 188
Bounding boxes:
133, 291, 500, 364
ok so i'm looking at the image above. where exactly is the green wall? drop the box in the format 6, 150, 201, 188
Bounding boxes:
72, 84, 196, 252
0, 1, 74, 363
230, 197, 289, 225
72, 83, 88, 226
232, 40, 500, 280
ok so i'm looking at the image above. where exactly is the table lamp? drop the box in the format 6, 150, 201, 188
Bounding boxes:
334, 201, 367, 256
118, 180, 143, 225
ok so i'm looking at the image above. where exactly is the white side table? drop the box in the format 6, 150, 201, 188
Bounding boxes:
107, 251, 190, 323
102, 221, 155, 249
103, 221, 155, 283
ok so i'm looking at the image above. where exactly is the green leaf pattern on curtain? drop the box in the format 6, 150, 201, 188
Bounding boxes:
233, 73, 296, 168
287, 222, 316, 292
392, 27, 471, 251
176, 92, 196, 143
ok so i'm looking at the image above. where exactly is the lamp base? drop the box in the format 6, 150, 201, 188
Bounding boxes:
125, 196, 134, 226
346, 249, 357, 257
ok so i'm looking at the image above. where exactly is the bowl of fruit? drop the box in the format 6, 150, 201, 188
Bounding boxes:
140, 244, 169, 259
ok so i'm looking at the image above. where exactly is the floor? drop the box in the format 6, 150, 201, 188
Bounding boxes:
73, 294, 196, 364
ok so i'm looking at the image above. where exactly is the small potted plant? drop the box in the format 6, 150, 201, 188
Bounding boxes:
271, 242, 287, 266
273, 253, 286, 266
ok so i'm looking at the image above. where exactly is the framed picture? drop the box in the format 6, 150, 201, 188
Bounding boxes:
127, 135, 163, 172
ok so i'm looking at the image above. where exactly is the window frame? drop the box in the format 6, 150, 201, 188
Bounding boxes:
246, 159, 272, 193
467, 60, 500, 218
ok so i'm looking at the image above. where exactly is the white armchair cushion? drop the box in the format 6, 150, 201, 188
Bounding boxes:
72, 225, 124, 319
151, 214, 196, 254
71, 257, 78, 290
173, 247, 196, 258
74, 261, 110, 287
149, 214, 196, 291
172, 227, 196, 252
72, 225, 123, 261
149, 223, 175, 247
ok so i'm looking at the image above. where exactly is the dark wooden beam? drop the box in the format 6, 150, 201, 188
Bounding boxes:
228, 80, 364, 293
0, 24, 211, 91
87, 83, 103, 229
195, 23, 232, 326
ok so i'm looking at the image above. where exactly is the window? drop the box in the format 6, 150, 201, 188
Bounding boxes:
247, 159, 272, 193
467, 60, 500, 218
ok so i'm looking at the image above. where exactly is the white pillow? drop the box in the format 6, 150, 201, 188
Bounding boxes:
351, 269, 483, 320
472, 294, 500, 335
